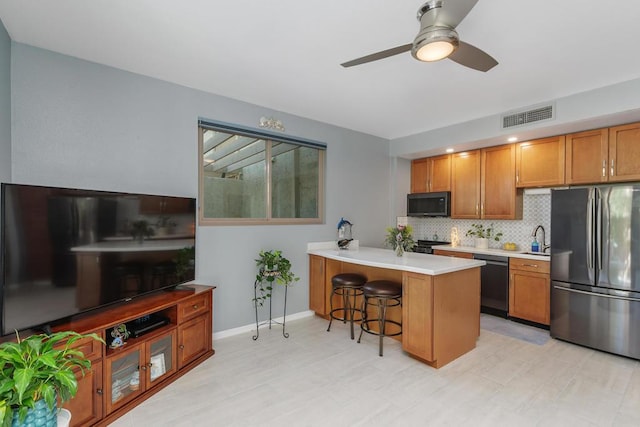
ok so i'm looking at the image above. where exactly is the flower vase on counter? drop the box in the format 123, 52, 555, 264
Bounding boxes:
385, 224, 415, 257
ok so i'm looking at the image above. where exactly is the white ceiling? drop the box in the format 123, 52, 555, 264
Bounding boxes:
2, 0, 640, 141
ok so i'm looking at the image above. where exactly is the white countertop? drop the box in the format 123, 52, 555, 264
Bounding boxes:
434, 245, 551, 261
307, 244, 485, 276
71, 238, 195, 253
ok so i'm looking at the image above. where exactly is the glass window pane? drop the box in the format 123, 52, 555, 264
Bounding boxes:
202, 129, 266, 218
271, 143, 319, 218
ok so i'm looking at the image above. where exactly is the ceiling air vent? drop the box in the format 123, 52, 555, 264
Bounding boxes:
501, 104, 554, 129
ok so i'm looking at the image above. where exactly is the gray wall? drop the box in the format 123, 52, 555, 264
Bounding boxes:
10, 43, 392, 332
0, 18, 10, 182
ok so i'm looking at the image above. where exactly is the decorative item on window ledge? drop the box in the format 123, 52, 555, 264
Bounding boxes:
252, 250, 300, 340
385, 224, 416, 257
465, 223, 503, 249
259, 116, 285, 132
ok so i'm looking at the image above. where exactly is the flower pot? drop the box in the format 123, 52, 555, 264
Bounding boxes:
475, 238, 489, 249
11, 399, 57, 427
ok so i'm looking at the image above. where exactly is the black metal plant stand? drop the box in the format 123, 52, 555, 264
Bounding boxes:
253, 272, 289, 340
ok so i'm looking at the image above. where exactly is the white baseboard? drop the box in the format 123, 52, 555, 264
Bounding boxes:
213, 310, 315, 340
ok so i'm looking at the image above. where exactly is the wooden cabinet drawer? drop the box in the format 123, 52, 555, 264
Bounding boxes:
58, 331, 104, 361
509, 257, 550, 274
178, 294, 210, 322
433, 249, 474, 259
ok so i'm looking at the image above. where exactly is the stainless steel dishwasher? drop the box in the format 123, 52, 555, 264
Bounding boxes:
473, 253, 509, 317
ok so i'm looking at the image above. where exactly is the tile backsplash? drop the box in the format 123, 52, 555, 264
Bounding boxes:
405, 192, 551, 252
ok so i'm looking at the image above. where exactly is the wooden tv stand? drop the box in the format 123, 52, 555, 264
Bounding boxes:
50, 284, 215, 427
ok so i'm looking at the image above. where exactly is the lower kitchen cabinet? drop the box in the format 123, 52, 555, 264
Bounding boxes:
509, 258, 550, 325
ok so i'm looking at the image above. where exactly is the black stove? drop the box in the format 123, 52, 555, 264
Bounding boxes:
412, 240, 450, 254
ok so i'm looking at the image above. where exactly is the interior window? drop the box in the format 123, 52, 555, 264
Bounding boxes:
199, 120, 325, 224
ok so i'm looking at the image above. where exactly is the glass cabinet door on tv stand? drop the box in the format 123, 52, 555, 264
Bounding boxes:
105, 329, 177, 414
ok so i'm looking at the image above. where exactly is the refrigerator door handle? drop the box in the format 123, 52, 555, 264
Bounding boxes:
586, 189, 594, 271
596, 187, 603, 271
553, 285, 640, 303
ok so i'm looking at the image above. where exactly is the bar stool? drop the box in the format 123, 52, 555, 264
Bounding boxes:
114, 263, 144, 297
358, 280, 402, 356
150, 261, 177, 289
327, 273, 367, 339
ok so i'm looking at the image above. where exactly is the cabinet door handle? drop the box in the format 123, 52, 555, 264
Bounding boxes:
481, 203, 484, 217
475, 204, 479, 215
610, 159, 615, 176
96, 388, 103, 395
602, 159, 606, 177
516, 171, 519, 184
522, 264, 539, 268
179, 344, 185, 350
141, 365, 147, 371
192, 304, 199, 310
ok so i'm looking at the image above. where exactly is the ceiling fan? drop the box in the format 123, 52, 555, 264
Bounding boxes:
341, 0, 498, 72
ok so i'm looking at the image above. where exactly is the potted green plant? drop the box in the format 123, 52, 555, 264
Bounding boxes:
465, 223, 503, 249
253, 250, 300, 306
0, 330, 104, 427
155, 215, 176, 237
130, 219, 154, 243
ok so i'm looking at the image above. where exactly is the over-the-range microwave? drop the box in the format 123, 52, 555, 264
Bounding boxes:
407, 192, 451, 217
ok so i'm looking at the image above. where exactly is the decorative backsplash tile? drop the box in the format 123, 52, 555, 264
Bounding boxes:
406, 193, 551, 252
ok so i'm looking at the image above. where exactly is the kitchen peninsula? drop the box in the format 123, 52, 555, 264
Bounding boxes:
308, 243, 485, 368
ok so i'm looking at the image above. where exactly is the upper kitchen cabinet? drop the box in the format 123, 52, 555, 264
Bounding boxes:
566, 123, 640, 184
451, 146, 522, 219
565, 128, 609, 184
608, 122, 640, 182
140, 196, 192, 214
482, 144, 522, 219
451, 150, 481, 218
515, 136, 566, 187
410, 154, 451, 193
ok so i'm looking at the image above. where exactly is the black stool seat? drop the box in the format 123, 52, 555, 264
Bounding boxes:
358, 280, 402, 357
114, 262, 144, 296
332, 273, 367, 288
363, 280, 402, 297
327, 273, 367, 339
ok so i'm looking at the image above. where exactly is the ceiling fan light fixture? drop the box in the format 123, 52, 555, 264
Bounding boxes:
412, 26, 459, 62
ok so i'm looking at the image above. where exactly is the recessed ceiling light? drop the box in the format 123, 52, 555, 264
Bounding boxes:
507, 137, 518, 142
445, 148, 454, 153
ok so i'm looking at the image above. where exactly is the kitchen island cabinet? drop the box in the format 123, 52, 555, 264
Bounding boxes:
307, 245, 483, 368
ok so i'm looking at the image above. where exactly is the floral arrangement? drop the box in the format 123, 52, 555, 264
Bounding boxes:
385, 224, 416, 255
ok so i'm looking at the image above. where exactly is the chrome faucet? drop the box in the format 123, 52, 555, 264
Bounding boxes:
531, 225, 550, 252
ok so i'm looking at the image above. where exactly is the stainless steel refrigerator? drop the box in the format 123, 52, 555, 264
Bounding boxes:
551, 185, 640, 359
47, 197, 117, 287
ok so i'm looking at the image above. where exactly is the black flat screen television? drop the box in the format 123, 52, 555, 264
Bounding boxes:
0, 183, 196, 336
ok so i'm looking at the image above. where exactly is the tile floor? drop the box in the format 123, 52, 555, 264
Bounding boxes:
109, 315, 640, 426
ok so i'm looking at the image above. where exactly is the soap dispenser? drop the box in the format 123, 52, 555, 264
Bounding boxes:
531, 237, 540, 253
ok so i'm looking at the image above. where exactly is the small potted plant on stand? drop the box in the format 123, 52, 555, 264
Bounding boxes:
0, 330, 104, 427
252, 250, 300, 340
466, 223, 503, 249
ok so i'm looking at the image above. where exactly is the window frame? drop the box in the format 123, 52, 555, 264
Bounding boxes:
198, 119, 326, 225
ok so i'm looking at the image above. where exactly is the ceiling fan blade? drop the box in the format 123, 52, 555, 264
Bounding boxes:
341, 43, 412, 68
425, 0, 479, 28
448, 41, 498, 72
